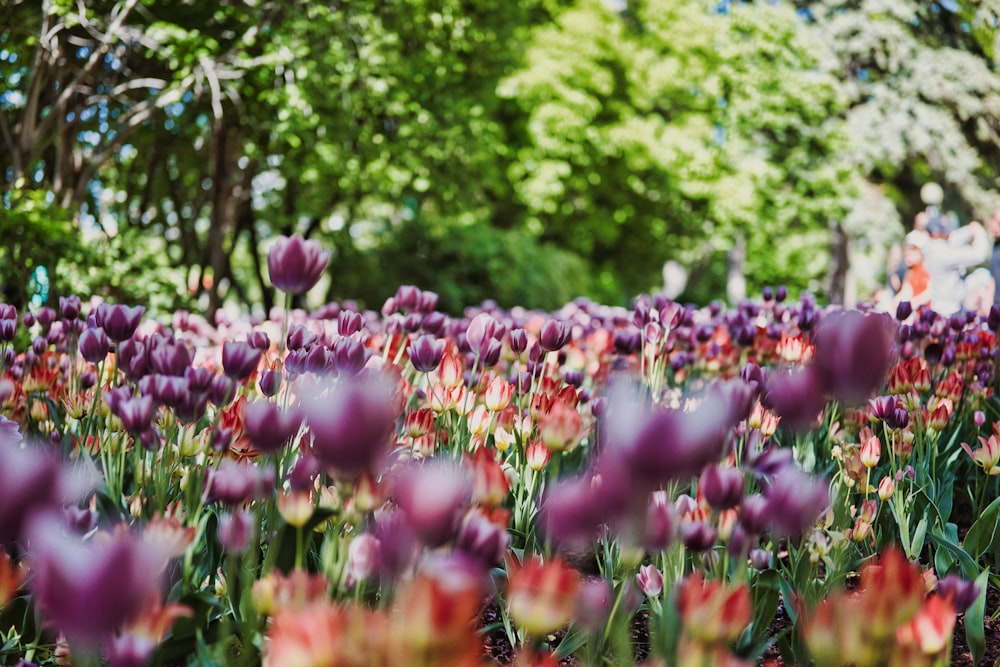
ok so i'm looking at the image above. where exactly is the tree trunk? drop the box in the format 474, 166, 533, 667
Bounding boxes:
827, 219, 850, 306
726, 235, 746, 304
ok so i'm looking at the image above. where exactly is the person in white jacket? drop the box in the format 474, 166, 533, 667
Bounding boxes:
922, 216, 990, 316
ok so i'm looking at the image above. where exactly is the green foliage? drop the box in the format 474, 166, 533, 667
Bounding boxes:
501, 0, 859, 300
342, 220, 594, 314
0, 189, 87, 309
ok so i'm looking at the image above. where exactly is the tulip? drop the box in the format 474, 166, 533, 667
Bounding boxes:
217, 509, 256, 555
393, 461, 471, 548
506, 555, 581, 638
304, 375, 399, 475
221, 340, 263, 381
636, 564, 663, 598
408, 335, 446, 373
243, 400, 301, 454
27, 514, 166, 647
675, 572, 752, 645
267, 234, 331, 295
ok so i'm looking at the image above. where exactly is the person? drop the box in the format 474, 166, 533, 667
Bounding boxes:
893, 230, 931, 311
987, 208, 1000, 306
922, 216, 990, 316
964, 268, 995, 316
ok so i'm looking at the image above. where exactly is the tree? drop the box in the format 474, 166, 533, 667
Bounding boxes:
499, 0, 859, 303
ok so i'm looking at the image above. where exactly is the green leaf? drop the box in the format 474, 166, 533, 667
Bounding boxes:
962, 495, 1000, 560
965, 567, 991, 665
555, 626, 589, 658
928, 528, 979, 579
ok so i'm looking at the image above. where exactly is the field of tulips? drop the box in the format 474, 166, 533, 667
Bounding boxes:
3, 235, 1000, 666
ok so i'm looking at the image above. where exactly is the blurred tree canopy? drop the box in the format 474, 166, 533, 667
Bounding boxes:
1, 0, 997, 315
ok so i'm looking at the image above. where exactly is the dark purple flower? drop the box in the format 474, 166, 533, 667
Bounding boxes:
27, 514, 165, 646
95, 304, 145, 343
763, 367, 827, 431
258, 369, 280, 397
750, 549, 771, 570
286, 324, 317, 351
392, 461, 471, 548
0, 435, 92, 547
508, 328, 528, 355
416, 291, 439, 313
287, 451, 321, 492
59, 296, 81, 321
739, 494, 770, 535
409, 335, 445, 373
221, 340, 262, 381
936, 574, 980, 614
115, 395, 155, 435
762, 286, 774, 302
539, 319, 572, 352
267, 234, 330, 295
395, 285, 420, 310
764, 467, 829, 538
205, 459, 274, 506
118, 338, 147, 382
644, 492, 677, 552
680, 520, 717, 552
0, 318, 16, 342
247, 330, 270, 350
699, 465, 744, 510
35, 307, 56, 332
304, 375, 399, 475
420, 311, 447, 336
208, 375, 235, 406
184, 366, 214, 392
78, 327, 110, 364
617, 384, 743, 487
338, 310, 363, 337
217, 509, 256, 555
896, 301, 913, 321
455, 511, 510, 568
149, 340, 193, 377
812, 310, 894, 404
373, 510, 418, 580
243, 399, 301, 454
332, 337, 367, 376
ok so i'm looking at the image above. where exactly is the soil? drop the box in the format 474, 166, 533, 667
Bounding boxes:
483, 584, 1000, 666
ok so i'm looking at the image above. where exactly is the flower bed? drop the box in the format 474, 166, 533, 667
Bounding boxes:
1, 236, 998, 666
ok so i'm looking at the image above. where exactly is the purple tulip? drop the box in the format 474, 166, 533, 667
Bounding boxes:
115, 395, 155, 435
205, 459, 274, 506
811, 310, 894, 404
267, 234, 330, 295
455, 511, 510, 568
243, 399, 301, 454
27, 514, 165, 646
699, 465, 744, 511
392, 461, 471, 548
79, 327, 110, 364
539, 319, 572, 352
409, 335, 445, 373
644, 491, 677, 552
338, 310, 363, 337
304, 375, 398, 475
221, 340, 262, 381
936, 574, 980, 614
258, 369, 280, 397
332, 337, 368, 376
680, 520, 717, 552
764, 467, 830, 538
218, 509, 256, 555
95, 304, 145, 343
0, 434, 92, 547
